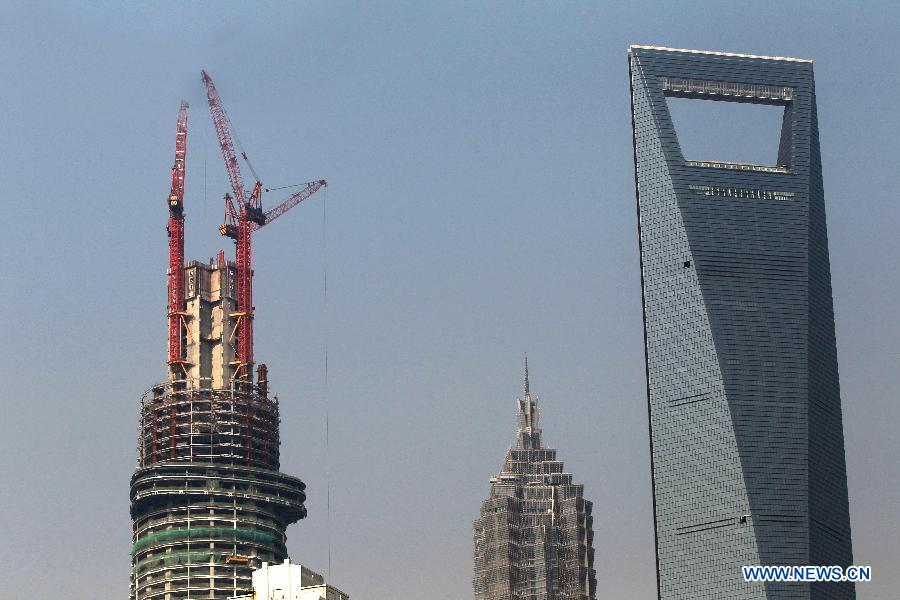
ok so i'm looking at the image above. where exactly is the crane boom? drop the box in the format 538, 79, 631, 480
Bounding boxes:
201, 70, 249, 205
167, 101, 189, 377
255, 180, 328, 230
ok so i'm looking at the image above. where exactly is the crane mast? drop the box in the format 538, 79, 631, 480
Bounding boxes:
167, 101, 189, 378
202, 70, 326, 383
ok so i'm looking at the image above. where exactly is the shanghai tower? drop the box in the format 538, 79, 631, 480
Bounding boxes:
129, 71, 324, 599
629, 46, 854, 599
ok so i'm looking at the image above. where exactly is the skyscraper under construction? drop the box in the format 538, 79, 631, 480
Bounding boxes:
130, 73, 325, 599
473, 359, 597, 600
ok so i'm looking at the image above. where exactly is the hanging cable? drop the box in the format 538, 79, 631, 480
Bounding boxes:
203, 121, 208, 213
264, 181, 311, 193
323, 184, 332, 580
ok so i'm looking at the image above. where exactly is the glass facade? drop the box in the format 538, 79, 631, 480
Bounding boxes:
628, 46, 854, 599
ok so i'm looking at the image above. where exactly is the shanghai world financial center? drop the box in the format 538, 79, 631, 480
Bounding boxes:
628, 46, 854, 599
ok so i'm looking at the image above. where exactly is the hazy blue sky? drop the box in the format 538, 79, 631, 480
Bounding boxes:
0, 2, 897, 599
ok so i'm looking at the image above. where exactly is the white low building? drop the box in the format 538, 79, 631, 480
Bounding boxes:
244, 559, 350, 600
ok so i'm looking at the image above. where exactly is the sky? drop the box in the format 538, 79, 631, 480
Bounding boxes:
0, 1, 897, 599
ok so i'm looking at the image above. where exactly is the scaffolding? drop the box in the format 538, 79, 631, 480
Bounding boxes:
138, 377, 280, 470
473, 362, 597, 600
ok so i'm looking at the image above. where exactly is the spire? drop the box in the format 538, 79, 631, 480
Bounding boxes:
524, 353, 530, 397
516, 354, 542, 450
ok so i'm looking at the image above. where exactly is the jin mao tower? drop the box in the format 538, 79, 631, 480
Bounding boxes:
473, 359, 597, 600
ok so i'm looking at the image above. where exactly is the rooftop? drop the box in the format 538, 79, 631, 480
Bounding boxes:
628, 44, 812, 63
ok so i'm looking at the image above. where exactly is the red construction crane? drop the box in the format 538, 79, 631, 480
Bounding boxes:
167, 101, 189, 378
201, 70, 327, 382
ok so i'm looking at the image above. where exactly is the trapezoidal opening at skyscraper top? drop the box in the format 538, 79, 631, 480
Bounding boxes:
662, 77, 795, 170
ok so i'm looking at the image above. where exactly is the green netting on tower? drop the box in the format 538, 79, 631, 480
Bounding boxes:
132, 527, 276, 555
134, 550, 237, 575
